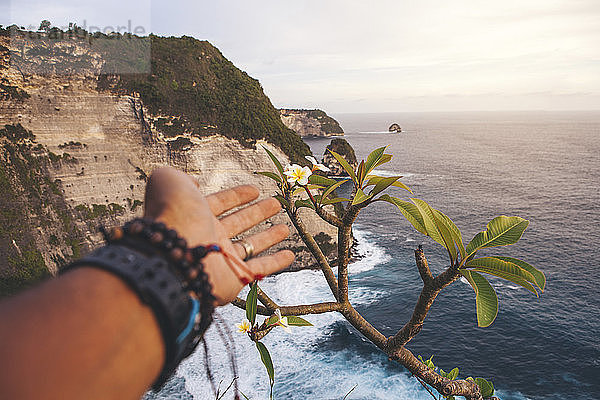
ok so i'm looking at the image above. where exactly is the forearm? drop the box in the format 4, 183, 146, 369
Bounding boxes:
0, 267, 164, 400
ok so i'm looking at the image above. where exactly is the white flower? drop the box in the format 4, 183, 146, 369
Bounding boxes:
284, 164, 312, 186
278, 316, 291, 333
236, 318, 252, 333
271, 309, 291, 333
305, 155, 331, 172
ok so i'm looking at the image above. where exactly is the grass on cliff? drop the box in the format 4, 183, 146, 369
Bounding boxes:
0, 124, 83, 297
99, 34, 310, 163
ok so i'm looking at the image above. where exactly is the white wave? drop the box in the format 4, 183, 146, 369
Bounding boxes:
348, 228, 391, 274
371, 168, 414, 179
151, 228, 433, 400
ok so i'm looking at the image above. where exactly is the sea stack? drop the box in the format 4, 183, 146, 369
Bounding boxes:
322, 138, 358, 177
388, 123, 401, 133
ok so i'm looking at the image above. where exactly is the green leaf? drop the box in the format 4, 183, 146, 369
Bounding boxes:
465, 257, 539, 296
292, 184, 323, 197
475, 378, 494, 397
265, 314, 279, 326
466, 216, 529, 257
411, 198, 457, 263
321, 179, 349, 203
239, 391, 252, 400
374, 153, 392, 168
357, 160, 366, 185
364, 175, 412, 193
255, 341, 275, 387
364, 146, 387, 177
369, 176, 402, 197
262, 145, 285, 178
295, 199, 315, 210
432, 209, 465, 260
246, 282, 258, 325
495, 256, 545, 291
448, 367, 459, 380
327, 149, 357, 183
286, 316, 313, 326
309, 174, 336, 187
256, 171, 282, 183
377, 195, 426, 235
351, 188, 371, 205
461, 270, 498, 327
322, 197, 351, 205
273, 194, 289, 208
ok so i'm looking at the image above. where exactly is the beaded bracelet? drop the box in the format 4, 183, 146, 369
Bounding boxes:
95, 218, 222, 388
67, 217, 258, 389
101, 218, 218, 348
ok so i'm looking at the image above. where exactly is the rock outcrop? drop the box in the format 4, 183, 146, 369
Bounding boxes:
322, 138, 358, 177
0, 29, 337, 295
279, 109, 344, 137
388, 123, 401, 133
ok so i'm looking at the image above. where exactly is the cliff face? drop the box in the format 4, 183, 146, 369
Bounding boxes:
279, 109, 344, 137
0, 30, 336, 296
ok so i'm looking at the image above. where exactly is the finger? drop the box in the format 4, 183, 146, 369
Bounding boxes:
233, 224, 290, 258
246, 250, 295, 277
220, 197, 281, 237
206, 185, 260, 216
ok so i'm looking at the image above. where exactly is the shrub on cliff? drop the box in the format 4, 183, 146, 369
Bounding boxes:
105, 35, 310, 163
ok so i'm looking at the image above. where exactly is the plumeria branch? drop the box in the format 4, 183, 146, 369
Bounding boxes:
232, 297, 341, 316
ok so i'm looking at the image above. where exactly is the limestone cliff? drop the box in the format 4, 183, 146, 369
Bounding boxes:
0, 29, 337, 296
279, 109, 344, 137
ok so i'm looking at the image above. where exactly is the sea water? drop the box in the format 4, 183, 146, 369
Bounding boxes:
148, 111, 600, 400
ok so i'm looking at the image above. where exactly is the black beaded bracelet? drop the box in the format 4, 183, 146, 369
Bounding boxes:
64, 218, 219, 390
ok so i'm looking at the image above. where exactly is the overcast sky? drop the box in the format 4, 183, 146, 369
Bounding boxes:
2, 0, 599, 112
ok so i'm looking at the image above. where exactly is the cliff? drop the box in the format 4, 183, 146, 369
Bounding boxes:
279, 109, 344, 137
0, 28, 336, 296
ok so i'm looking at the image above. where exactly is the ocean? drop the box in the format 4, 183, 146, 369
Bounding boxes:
148, 111, 600, 400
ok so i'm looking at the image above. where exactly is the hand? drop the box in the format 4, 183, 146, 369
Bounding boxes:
143, 167, 294, 304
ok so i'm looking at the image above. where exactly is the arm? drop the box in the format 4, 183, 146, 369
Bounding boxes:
0, 167, 294, 399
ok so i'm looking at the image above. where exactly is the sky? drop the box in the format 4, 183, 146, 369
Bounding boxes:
2, 0, 599, 113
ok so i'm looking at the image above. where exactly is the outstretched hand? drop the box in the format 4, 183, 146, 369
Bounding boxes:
143, 167, 294, 304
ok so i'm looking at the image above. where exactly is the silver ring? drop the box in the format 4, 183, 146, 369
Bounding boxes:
238, 240, 254, 261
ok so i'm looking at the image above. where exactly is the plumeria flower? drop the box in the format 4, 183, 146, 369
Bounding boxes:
305, 155, 331, 173
283, 164, 312, 186
271, 309, 291, 333
236, 318, 252, 333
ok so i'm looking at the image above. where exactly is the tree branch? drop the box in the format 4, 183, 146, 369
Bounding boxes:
284, 206, 339, 300
231, 298, 341, 316
388, 347, 483, 400
257, 286, 279, 312
315, 206, 343, 227
386, 248, 461, 349
232, 297, 270, 316
337, 204, 364, 303
416, 245, 434, 284
341, 302, 483, 400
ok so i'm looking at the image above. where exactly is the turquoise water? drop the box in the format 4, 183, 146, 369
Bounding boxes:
150, 111, 600, 399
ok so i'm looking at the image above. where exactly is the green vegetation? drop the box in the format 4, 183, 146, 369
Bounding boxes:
0, 124, 83, 297
74, 203, 125, 220
326, 138, 357, 164
293, 109, 344, 135
103, 35, 310, 163
0, 249, 49, 297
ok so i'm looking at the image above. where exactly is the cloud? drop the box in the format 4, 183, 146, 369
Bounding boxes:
3, 0, 599, 112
